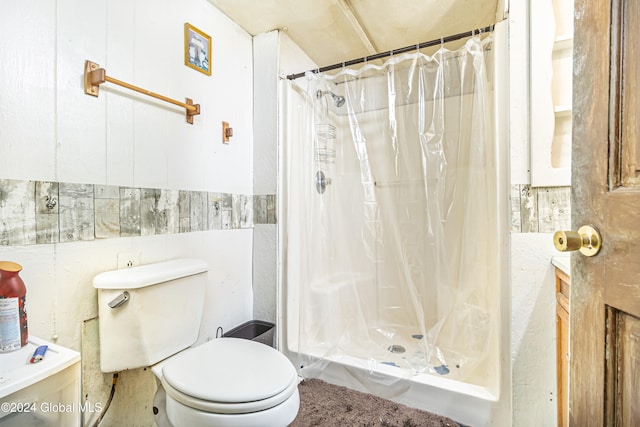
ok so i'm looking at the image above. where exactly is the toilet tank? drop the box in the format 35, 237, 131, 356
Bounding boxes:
93, 258, 208, 373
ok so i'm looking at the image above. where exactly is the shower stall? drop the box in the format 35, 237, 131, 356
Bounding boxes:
279, 26, 509, 426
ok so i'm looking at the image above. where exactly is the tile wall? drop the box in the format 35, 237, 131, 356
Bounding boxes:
0, 179, 276, 247
510, 185, 571, 233
0, 179, 564, 247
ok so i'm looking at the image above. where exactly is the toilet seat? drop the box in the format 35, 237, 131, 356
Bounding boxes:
160, 338, 298, 414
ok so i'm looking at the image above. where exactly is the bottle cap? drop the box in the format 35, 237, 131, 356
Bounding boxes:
0, 261, 22, 272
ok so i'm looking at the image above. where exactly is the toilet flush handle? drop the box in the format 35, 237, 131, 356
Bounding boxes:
108, 291, 130, 309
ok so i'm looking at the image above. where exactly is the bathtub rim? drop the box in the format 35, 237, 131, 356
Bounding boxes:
284, 350, 498, 426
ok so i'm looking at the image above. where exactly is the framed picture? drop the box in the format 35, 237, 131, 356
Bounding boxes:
184, 23, 211, 76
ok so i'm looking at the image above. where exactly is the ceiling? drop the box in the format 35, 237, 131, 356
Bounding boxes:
207, 0, 505, 71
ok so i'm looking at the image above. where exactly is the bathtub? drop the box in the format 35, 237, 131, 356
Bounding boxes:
302, 353, 498, 426
281, 273, 508, 426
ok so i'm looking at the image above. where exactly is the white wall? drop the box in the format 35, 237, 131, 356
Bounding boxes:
509, 0, 561, 426
511, 233, 559, 425
0, 0, 253, 425
252, 32, 279, 324
252, 31, 317, 328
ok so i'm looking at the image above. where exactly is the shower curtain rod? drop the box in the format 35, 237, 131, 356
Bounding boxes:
286, 24, 494, 80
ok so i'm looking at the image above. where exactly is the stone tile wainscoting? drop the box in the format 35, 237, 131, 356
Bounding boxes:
510, 185, 571, 233
0, 179, 277, 247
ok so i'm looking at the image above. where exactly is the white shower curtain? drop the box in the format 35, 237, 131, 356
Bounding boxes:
285, 34, 499, 387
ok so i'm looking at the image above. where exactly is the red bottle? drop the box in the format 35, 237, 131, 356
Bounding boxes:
0, 261, 28, 352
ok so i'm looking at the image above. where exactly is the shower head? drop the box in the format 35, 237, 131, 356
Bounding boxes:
316, 90, 345, 108
331, 92, 346, 108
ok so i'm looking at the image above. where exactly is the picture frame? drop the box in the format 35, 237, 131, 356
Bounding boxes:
184, 23, 211, 76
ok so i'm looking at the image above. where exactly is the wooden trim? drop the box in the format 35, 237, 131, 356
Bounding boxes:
557, 293, 570, 315
604, 306, 618, 426
555, 266, 571, 427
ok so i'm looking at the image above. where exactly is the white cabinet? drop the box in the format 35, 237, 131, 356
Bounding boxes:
0, 337, 81, 427
531, 0, 574, 186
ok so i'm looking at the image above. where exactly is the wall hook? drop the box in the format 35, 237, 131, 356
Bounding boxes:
222, 121, 233, 143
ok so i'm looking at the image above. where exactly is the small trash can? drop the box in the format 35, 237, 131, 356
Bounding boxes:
223, 320, 275, 348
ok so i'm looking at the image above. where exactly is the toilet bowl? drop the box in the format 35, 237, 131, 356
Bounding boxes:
151, 338, 300, 427
92, 259, 300, 427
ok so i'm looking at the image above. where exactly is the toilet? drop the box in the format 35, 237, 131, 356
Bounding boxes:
93, 258, 299, 427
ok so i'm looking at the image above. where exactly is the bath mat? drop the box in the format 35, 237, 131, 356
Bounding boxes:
289, 378, 462, 427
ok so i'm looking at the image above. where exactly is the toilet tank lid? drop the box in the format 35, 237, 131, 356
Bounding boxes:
93, 258, 208, 290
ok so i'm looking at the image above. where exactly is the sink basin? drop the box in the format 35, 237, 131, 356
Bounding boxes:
0, 336, 80, 426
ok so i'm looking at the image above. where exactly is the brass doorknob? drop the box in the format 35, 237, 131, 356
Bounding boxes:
553, 225, 602, 257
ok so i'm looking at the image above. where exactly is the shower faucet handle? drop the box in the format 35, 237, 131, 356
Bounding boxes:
315, 171, 331, 194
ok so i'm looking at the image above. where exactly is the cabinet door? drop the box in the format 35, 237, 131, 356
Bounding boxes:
530, 0, 573, 186
555, 268, 570, 427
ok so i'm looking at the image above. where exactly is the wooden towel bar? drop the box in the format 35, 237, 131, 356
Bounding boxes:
83, 60, 200, 124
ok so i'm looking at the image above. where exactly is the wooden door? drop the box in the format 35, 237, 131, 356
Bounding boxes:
570, 0, 640, 425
